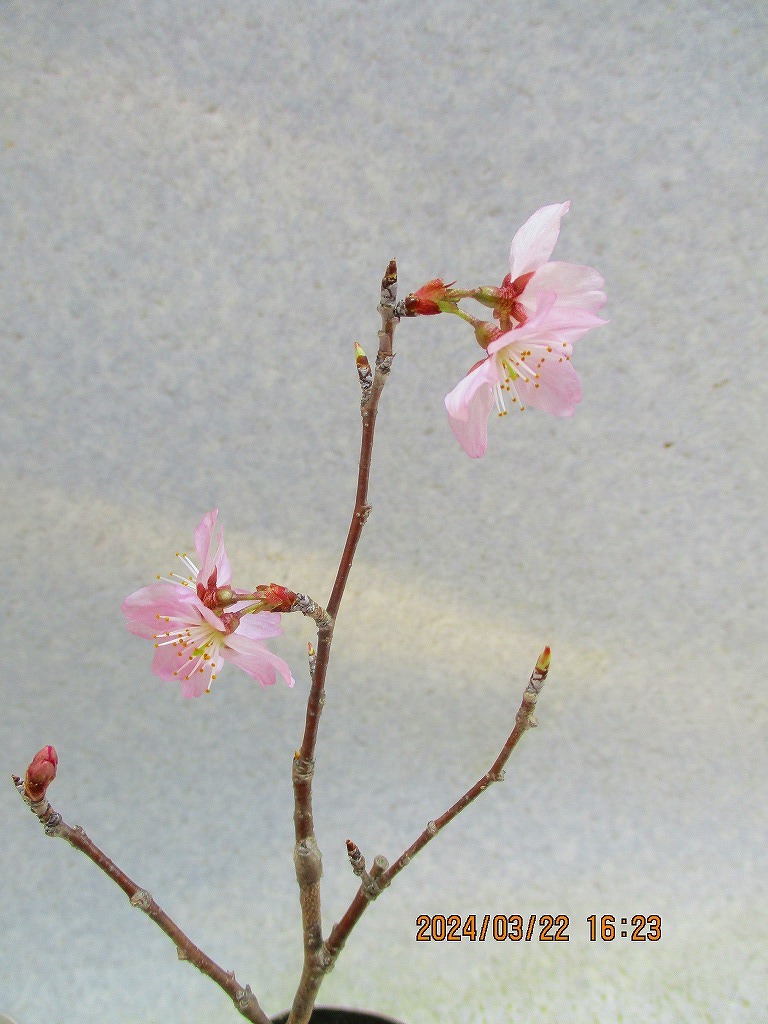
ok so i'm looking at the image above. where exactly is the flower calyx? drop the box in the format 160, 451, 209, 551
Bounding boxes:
473, 319, 504, 351
469, 272, 535, 328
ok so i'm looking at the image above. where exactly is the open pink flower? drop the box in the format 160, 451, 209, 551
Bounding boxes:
489, 202, 607, 328
445, 293, 606, 458
445, 203, 607, 458
122, 510, 294, 698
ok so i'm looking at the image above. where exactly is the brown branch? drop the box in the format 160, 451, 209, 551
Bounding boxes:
322, 648, 551, 963
287, 262, 400, 1024
12, 778, 270, 1024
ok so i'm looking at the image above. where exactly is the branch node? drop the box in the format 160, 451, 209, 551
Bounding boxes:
375, 353, 394, 376
317, 946, 334, 973
363, 854, 391, 895
369, 854, 389, 878
129, 888, 153, 911
425, 820, 437, 837
294, 836, 323, 887
360, 875, 380, 900
235, 984, 254, 1010
292, 756, 315, 784
176, 946, 188, 961
292, 593, 334, 631
391, 298, 414, 318
43, 812, 63, 835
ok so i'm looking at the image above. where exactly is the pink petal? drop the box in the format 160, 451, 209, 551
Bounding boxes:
528, 305, 608, 347
179, 674, 212, 699
222, 631, 295, 688
445, 355, 501, 459
152, 640, 194, 681
196, 601, 229, 631
121, 583, 199, 639
194, 510, 217, 571
514, 356, 583, 416
233, 610, 284, 641
509, 202, 570, 279
194, 509, 233, 587
523, 260, 607, 315
490, 293, 606, 352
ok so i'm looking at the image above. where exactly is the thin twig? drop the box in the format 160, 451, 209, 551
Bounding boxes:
322, 648, 551, 963
12, 778, 271, 1024
287, 262, 400, 1024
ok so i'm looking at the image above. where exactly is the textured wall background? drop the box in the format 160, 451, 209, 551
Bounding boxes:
2, 1, 766, 1022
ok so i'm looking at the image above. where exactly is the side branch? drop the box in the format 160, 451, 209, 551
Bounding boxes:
12, 779, 270, 1024
322, 648, 551, 962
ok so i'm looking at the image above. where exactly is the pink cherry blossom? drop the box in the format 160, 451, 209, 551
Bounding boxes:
494, 202, 607, 328
445, 204, 607, 458
122, 510, 294, 698
445, 293, 607, 458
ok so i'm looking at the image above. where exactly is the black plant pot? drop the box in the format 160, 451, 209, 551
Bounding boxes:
272, 1009, 405, 1024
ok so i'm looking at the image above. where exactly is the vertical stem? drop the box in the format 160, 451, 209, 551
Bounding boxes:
287, 262, 400, 1024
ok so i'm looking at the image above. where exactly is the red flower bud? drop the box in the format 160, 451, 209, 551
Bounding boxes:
25, 745, 58, 802
255, 583, 298, 612
405, 279, 452, 316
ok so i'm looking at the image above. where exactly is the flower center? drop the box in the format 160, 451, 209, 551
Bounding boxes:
153, 615, 223, 690
493, 348, 542, 415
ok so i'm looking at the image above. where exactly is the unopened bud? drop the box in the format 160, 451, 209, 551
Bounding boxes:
404, 279, 456, 316
354, 342, 370, 371
346, 838, 366, 876
535, 646, 551, 675
25, 745, 58, 802
255, 583, 298, 612
354, 342, 373, 394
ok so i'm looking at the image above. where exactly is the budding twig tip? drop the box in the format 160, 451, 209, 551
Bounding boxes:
381, 258, 397, 288
535, 646, 552, 674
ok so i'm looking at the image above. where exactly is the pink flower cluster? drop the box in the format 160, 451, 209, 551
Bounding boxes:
445, 203, 607, 458
122, 510, 294, 698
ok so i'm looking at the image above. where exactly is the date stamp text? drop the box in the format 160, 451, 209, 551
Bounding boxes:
415, 914, 662, 942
